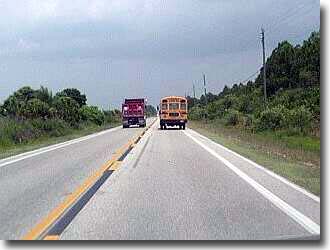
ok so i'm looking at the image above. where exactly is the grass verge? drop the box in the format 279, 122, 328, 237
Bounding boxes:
0, 122, 121, 160
188, 120, 320, 196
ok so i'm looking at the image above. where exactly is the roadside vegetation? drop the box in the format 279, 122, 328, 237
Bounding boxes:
0, 87, 121, 159
145, 104, 157, 117
187, 31, 320, 195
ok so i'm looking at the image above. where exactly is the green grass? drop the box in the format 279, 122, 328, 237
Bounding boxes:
0, 121, 121, 160
189, 120, 320, 195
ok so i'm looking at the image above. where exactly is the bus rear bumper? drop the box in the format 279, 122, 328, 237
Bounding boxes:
160, 119, 187, 126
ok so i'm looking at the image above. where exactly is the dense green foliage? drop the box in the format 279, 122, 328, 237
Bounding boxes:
55, 88, 87, 107
79, 106, 105, 125
145, 105, 157, 117
188, 31, 320, 136
0, 87, 121, 148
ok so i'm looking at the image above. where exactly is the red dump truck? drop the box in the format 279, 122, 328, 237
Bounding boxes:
122, 98, 146, 128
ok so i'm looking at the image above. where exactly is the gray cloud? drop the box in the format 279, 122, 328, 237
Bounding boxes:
0, 0, 320, 108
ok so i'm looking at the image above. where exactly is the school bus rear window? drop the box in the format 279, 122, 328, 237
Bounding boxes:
180, 103, 187, 110
169, 103, 179, 110
162, 103, 168, 110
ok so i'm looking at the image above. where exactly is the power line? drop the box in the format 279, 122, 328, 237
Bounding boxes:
238, 70, 260, 84
228, 68, 261, 87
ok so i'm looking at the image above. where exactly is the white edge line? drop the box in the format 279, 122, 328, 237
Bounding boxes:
0, 118, 156, 168
187, 128, 320, 203
184, 130, 320, 235
0, 126, 121, 168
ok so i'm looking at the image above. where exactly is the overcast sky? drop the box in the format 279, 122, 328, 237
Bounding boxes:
0, 0, 320, 108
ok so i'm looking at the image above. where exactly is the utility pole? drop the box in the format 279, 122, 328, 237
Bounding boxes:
261, 28, 267, 103
203, 74, 207, 106
203, 74, 208, 121
192, 83, 196, 107
193, 83, 196, 99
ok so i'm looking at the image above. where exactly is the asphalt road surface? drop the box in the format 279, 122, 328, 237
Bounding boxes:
0, 119, 154, 239
0, 118, 320, 240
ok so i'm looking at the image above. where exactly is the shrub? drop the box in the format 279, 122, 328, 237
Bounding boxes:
2, 86, 36, 117
0, 116, 72, 146
79, 106, 105, 126
45, 119, 71, 137
34, 86, 53, 105
53, 96, 81, 125
257, 105, 288, 131
189, 106, 206, 120
55, 88, 87, 108
145, 105, 157, 117
104, 110, 121, 124
243, 114, 254, 128
287, 106, 313, 134
206, 102, 218, 120
0, 117, 15, 147
31, 118, 69, 134
0, 106, 5, 116
12, 123, 41, 143
22, 98, 50, 119
222, 95, 239, 110
270, 87, 319, 119
0, 118, 41, 144
224, 109, 241, 126
237, 96, 255, 114
207, 100, 226, 120
0, 86, 123, 149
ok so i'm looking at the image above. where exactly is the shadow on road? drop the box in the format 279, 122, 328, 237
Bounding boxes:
6, 235, 321, 246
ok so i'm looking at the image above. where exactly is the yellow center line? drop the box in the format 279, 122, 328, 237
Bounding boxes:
22, 119, 156, 240
109, 161, 122, 171
22, 168, 105, 240
43, 235, 60, 240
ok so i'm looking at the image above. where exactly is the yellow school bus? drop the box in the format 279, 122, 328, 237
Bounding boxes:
159, 96, 188, 130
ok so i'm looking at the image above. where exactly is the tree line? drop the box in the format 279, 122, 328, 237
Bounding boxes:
0, 87, 121, 145
188, 31, 320, 136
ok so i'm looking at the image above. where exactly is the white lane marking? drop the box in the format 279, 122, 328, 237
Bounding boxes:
187, 128, 320, 203
0, 126, 121, 168
0, 118, 156, 168
184, 130, 320, 235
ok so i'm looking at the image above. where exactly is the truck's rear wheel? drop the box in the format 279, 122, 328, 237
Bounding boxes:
182, 124, 186, 130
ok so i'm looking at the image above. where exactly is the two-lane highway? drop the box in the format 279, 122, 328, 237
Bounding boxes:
0, 119, 155, 239
0, 118, 320, 240
59, 121, 320, 240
